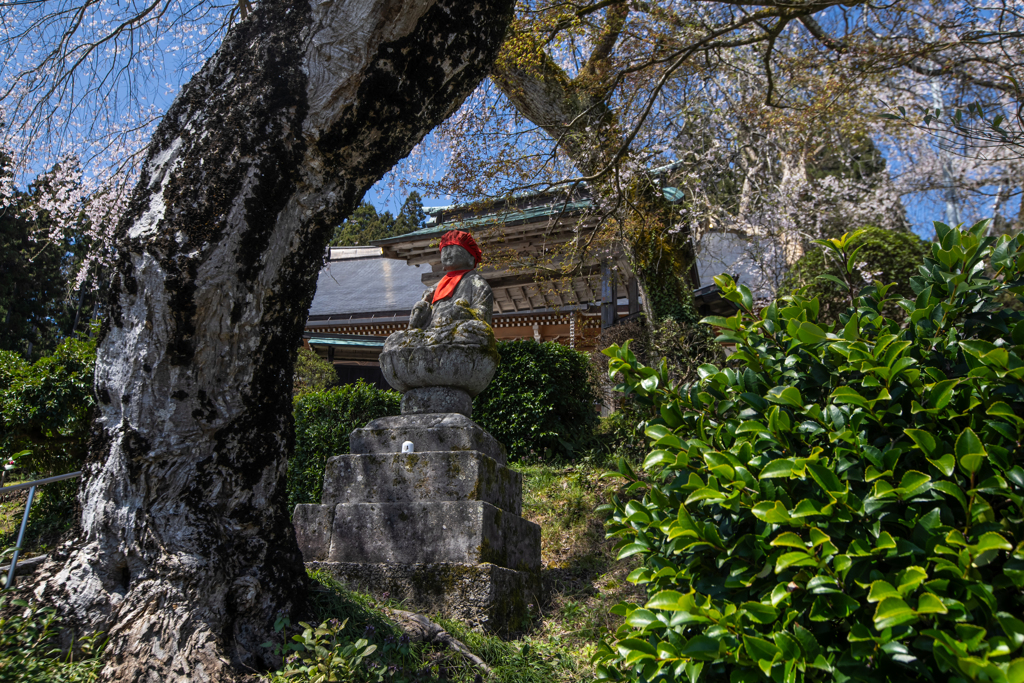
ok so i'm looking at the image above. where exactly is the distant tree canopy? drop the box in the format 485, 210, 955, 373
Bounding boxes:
293, 347, 338, 396
330, 191, 427, 246
0, 153, 101, 360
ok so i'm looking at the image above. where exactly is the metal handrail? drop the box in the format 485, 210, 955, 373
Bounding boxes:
1, 471, 82, 494
2, 470, 81, 590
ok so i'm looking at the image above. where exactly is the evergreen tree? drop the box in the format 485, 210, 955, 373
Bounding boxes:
329, 192, 425, 246
0, 164, 66, 359
0, 154, 103, 359
394, 190, 427, 234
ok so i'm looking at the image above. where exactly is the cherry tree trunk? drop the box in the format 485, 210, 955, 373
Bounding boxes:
34, 0, 511, 679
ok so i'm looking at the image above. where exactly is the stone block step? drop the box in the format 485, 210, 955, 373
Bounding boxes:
295, 501, 540, 571
306, 561, 541, 633
321, 451, 521, 515
350, 413, 506, 466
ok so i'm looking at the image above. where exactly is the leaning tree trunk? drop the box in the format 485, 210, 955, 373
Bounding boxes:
492, 42, 719, 370
35, 0, 512, 680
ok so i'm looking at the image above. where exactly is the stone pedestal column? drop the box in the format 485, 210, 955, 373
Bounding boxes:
293, 413, 541, 632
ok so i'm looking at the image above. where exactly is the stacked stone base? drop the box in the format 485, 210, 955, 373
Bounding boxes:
295, 413, 541, 632
308, 561, 541, 632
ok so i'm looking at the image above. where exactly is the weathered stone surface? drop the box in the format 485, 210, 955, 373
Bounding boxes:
306, 561, 541, 633
409, 252, 494, 330
380, 336, 497, 396
401, 386, 473, 416
293, 504, 334, 563
350, 413, 507, 466
296, 501, 540, 571
321, 451, 521, 515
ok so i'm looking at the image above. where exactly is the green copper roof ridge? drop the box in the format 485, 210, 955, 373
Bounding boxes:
372, 199, 595, 246
307, 336, 384, 347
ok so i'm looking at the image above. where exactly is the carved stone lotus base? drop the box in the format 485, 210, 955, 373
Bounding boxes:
379, 321, 498, 397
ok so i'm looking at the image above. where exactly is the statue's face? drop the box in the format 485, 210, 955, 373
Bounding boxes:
440, 245, 475, 271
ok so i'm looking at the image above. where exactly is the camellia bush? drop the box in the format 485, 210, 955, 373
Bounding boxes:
778, 225, 932, 324
595, 222, 1024, 683
473, 339, 599, 461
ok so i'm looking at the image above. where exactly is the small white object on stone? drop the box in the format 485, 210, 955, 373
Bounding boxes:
402, 441, 415, 453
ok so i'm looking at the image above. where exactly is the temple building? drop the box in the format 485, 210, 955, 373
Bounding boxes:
304, 189, 747, 385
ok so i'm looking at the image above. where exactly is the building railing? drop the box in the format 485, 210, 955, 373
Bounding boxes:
1, 471, 81, 589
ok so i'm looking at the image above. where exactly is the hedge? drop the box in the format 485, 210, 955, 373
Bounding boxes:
288, 380, 400, 510
779, 225, 931, 324
472, 340, 598, 461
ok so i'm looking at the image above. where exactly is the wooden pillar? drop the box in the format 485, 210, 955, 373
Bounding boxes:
327, 346, 335, 363
601, 263, 617, 329
627, 276, 640, 316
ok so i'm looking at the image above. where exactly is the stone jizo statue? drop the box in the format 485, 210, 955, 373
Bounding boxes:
380, 230, 499, 416
409, 230, 493, 329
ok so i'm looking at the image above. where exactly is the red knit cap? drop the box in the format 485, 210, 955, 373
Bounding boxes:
439, 230, 482, 266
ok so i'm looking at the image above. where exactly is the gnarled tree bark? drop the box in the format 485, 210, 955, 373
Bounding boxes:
33, 0, 512, 680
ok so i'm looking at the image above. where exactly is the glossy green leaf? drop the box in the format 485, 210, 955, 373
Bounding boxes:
617, 543, 650, 560
767, 386, 803, 407
956, 427, 987, 475
867, 581, 900, 602
776, 551, 818, 572
797, 322, 828, 345
646, 590, 686, 611
928, 453, 956, 477
916, 593, 948, 615
997, 614, 1024, 651
741, 602, 779, 624
752, 501, 791, 524
743, 634, 779, 663
678, 636, 721, 661
617, 638, 657, 660
905, 428, 937, 456
989, 401, 1024, 426
927, 379, 959, 410
874, 597, 917, 630
770, 532, 806, 549
625, 609, 661, 628
971, 532, 1013, 553
831, 386, 869, 408
760, 459, 799, 478
896, 567, 928, 595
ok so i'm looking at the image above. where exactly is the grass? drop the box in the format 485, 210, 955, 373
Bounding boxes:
513, 461, 645, 668
0, 474, 77, 557
263, 460, 643, 683
1, 460, 639, 682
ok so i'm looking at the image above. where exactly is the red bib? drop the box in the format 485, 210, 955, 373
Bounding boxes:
432, 270, 472, 303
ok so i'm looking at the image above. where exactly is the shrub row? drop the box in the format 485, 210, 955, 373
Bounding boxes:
473, 340, 599, 461
288, 380, 401, 510
286, 340, 600, 509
